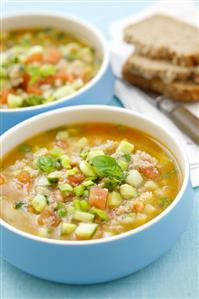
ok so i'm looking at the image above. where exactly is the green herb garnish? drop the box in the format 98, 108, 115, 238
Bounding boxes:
14, 201, 25, 209
37, 156, 56, 173
91, 155, 124, 180
19, 144, 32, 153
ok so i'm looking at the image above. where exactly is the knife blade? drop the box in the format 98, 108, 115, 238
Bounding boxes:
116, 77, 199, 145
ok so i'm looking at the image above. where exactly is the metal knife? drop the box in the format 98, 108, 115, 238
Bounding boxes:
117, 78, 199, 145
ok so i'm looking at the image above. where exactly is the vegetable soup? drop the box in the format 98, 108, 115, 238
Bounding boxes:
0, 123, 181, 240
0, 28, 100, 108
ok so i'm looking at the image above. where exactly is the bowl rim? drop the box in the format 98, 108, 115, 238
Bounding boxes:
0, 105, 190, 246
1, 11, 109, 113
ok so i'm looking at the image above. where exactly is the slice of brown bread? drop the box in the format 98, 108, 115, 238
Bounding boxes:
122, 62, 199, 102
124, 14, 199, 67
125, 54, 199, 84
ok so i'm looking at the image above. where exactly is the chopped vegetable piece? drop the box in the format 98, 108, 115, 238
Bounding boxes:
72, 211, 95, 222
67, 173, 85, 185
120, 184, 137, 199
31, 194, 47, 213
108, 191, 122, 207
60, 155, 71, 169
74, 185, 85, 196
133, 201, 145, 212
14, 201, 25, 209
91, 155, 124, 180
0, 175, 5, 185
80, 161, 96, 177
89, 186, 108, 210
47, 171, 61, 184
144, 180, 158, 190
116, 140, 134, 154
126, 169, 143, 187
37, 156, 56, 173
87, 150, 104, 160
22, 95, 45, 107
59, 183, 73, 193
61, 223, 76, 236
7, 94, 23, 108
117, 159, 128, 170
139, 166, 159, 180
56, 131, 69, 140
66, 168, 79, 176
75, 223, 98, 240
90, 208, 109, 221
38, 227, 51, 238
50, 147, 65, 157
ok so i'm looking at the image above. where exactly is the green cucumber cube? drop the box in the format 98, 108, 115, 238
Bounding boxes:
31, 194, 47, 213
72, 211, 94, 222
61, 223, 77, 236
75, 223, 98, 240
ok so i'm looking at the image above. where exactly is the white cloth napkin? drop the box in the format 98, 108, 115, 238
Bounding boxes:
109, 0, 199, 187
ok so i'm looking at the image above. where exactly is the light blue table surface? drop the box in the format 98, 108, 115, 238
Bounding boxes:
1, 1, 199, 298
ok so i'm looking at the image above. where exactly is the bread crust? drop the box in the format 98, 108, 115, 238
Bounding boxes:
124, 14, 199, 67
122, 62, 199, 102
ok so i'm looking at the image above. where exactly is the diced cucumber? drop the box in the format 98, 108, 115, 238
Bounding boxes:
87, 150, 104, 160
59, 183, 73, 193
144, 180, 158, 190
74, 185, 85, 196
80, 161, 96, 177
60, 222, 77, 236
82, 179, 95, 187
7, 94, 23, 108
108, 191, 122, 207
60, 155, 71, 169
72, 211, 94, 222
126, 170, 143, 187
120, 184, 137, 199
31, 194, 47, 213
50, 147, 65, 157
90, 208, 109, 221
37, 176, 50, 186
117, 159, 128, 170
75, 223, 98, 240
53, 85, 74, 99
116, 140, 134, 154
66, 168, 78, 176
67, 206, 75, 215
47, 171, 62, 184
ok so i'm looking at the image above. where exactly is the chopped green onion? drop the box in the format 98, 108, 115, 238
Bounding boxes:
90, 208, 109, 221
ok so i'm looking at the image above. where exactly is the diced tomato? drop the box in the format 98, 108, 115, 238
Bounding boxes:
0, 175, 5, 185
0, 88, 13, 104
17, 170, 31, 184
45, 48, 61, 64
56, 70, 74, 82
27, 85, 43, 95
21, 73, 30, 90
25, 53, 44, 64
139, 166, 159, 180
67, 173, 85, 186
37, 208, 61, 227
133, 201, 144, 212
89, 187, 108, 210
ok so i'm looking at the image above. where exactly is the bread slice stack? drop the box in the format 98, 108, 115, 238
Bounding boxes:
122, 14, 199, 101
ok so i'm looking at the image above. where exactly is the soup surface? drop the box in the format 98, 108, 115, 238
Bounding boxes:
0, 28, 100, 108
0, 123, 181, 240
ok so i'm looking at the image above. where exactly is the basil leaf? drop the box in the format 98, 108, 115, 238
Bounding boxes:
91, 155, 124, 180
14, 201, 25, 209
37, 156, 56, 173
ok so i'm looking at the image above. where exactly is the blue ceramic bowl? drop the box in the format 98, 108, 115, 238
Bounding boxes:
0, 106, 194, 284
0, 13, 114, 134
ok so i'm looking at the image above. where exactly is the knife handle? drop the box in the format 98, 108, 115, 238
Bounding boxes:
169, 106, 199, 145
156, 96, 199, 145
